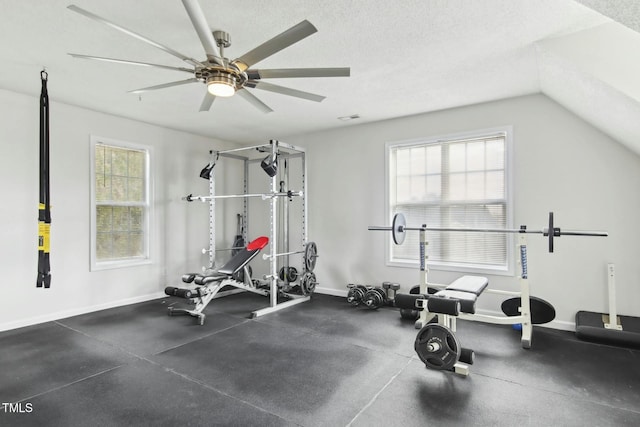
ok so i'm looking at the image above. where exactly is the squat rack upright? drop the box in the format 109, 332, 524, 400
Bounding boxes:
193, 139, 312, 317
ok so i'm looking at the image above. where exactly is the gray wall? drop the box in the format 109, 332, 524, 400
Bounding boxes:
2, 89, 638, 332
288, 94, 640, 330
0, 88, 238, 331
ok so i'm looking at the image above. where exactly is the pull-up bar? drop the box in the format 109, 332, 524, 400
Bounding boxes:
183, 191, 303, 202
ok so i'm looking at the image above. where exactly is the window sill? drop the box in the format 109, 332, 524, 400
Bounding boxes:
387, 259, 514, 277
91, 258, 152, 272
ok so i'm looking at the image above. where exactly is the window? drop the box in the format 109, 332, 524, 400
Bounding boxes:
90, 136, 151, 270
387, 127, 513, 273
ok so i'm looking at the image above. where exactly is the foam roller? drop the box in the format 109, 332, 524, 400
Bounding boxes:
394, 293, 427, 311
427, 296, 460, 316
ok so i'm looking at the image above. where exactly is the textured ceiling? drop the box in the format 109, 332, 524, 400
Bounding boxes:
0, 0, 621, 145
576, 0, 640, 33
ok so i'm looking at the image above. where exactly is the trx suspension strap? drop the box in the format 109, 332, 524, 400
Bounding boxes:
37, 70, 51, 288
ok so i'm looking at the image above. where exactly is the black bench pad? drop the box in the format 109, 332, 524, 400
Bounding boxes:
433, 290, 477, 314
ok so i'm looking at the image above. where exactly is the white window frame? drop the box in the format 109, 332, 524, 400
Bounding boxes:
385, 126, 514, 276
90, 135, 153, 271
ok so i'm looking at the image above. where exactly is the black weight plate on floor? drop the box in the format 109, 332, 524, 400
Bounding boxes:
414, 324, 461, 371
501, 296, 556, 324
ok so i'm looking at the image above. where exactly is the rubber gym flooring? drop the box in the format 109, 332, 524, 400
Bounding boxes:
1, 293, 640, 426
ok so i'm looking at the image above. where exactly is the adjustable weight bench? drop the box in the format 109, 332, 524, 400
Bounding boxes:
164, 236, 269, 325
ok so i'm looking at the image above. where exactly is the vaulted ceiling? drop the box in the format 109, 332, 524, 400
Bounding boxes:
1, 1, 638, 153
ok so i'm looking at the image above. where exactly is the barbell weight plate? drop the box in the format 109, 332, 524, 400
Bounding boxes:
501, 296, 556, 325
300, 272, 317, 295
346, 284, 365, 305
548, 212, 554, 253
392, 213, 406, 245
288, 267, 298, 282
363, 288, 385, 309
362, 289, 376, 308
414, 323, 461, 371
346, 288, 360, 305
304, 242, 318, 272
278, 266, 299, 283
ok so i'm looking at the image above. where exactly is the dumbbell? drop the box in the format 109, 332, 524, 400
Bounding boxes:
382, 282, 401, 305
362, 287, 387, 309
346, 284, 369, 306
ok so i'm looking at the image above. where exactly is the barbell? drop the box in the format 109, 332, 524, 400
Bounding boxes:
368, 212, 607, 252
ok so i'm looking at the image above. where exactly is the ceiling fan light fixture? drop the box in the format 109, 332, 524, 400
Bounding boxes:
207, 73, 236, 97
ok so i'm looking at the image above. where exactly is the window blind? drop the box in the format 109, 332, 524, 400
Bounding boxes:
389, 133, 509, 270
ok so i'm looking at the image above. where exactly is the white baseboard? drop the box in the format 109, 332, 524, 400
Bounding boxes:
0, 292, 166, 333
315, 286, 348, 298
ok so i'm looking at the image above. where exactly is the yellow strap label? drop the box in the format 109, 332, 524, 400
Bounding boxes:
39, 203, 45, 210
43, 223, 50, 253
38, 222, 45, 250
38, 222, 51, 252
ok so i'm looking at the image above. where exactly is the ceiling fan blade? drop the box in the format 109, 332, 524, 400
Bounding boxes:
180, 0, 224, 66
246, 67, 351, 80
68, 53, 194, 73
199, 92, 216, 112
128, 78, 199, 94
67, 5, 204, 68
236, 89, 273, 114
232, 20, 317, 72
246, 81, 325, 102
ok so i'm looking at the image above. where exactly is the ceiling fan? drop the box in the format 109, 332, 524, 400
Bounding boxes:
67, 0, 350, 113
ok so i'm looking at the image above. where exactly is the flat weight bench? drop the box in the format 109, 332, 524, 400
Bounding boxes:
396, 275, 489, 316
429, 275, 489, 315
396, 276, 488, 376
164, 236, 269, 325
